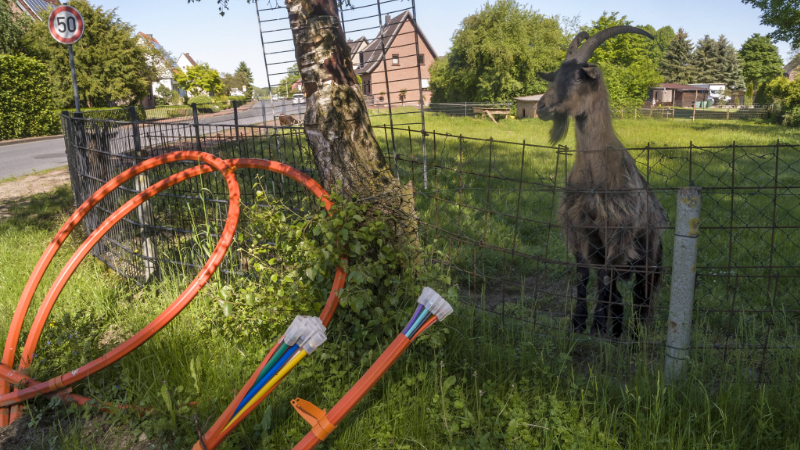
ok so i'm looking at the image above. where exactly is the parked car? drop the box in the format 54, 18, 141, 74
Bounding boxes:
291, 94, 306, 104
271, 94, 278, 101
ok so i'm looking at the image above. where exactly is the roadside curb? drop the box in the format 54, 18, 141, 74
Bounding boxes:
0, 135, 63, 147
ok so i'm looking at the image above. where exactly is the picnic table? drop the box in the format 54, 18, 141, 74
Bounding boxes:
473, 107, 512, 123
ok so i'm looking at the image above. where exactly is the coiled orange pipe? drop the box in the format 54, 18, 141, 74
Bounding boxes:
0, 153, 347, 443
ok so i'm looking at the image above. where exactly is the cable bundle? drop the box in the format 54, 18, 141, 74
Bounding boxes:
402, 287, 453, 340
224, 316, 327, 430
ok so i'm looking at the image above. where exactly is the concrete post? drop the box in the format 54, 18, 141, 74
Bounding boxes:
129, 106, 157, 282
665, 186, 702, 384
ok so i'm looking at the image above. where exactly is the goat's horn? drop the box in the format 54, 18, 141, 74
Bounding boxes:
566, 31, 590, 60
570, 26, 653, 64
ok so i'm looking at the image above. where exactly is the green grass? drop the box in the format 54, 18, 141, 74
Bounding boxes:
0, 165, 67, 186
2, 117, 800, 448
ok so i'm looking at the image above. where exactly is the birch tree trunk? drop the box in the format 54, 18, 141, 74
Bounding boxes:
285, 0, 416, 237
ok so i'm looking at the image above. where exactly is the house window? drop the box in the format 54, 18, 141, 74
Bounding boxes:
392, 54, 400, 66
364, 80, 371, 95
421, 79, 430, 89
418, 54, 425, 66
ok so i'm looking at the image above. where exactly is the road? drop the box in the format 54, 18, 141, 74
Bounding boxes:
0, 100, 307, 180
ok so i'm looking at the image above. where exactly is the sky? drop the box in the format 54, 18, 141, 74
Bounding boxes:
94, 0, 793, 88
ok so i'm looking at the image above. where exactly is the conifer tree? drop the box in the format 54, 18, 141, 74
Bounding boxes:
692, 35, 722, 83
715, 35, 745, 90
660, 28, 695, 84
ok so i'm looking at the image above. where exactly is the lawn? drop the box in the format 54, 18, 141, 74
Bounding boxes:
1, 115, 799, 448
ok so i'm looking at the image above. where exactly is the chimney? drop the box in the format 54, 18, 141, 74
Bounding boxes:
385, 14, 390, 24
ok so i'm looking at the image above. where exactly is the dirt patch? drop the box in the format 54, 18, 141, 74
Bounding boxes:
0, 168, 70, 220
0, 413, 160, 450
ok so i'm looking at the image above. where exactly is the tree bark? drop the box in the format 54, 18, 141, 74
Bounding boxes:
285, 0, 416, 236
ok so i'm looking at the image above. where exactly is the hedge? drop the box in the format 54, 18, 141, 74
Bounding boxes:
0, 54, 61, 140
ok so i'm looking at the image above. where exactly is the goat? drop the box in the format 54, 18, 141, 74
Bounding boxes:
278, 114, 299, 126
536, 27, 668, 338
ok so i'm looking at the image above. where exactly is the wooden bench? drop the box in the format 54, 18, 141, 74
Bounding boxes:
472, 107, 511, 124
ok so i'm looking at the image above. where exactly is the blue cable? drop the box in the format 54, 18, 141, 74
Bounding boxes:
405, 309, 430, 338
230, 344, 299, 419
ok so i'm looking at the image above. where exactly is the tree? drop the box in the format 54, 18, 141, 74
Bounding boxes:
175, 62, 224, 97
660, 28, 695, 84
740, 34, 784, 91
276, 64, 301, 96
742, 0, 800, 49
234, 61, 254, 100
155, 84, 173, 106
640, 24, 675, 62
582, 12, 664, 107
715, 35, 745, 91
429, 0, 565, 102
691, 35, 722, 84
284, 0, 417, 238
22, 0, 154, 108
0, 0, 31, 55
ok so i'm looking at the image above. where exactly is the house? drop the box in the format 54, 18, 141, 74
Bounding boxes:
291, 79, 303, 93
647, 83, 709, 107
354, 11, 438, 106
9, 0, 60, 20
177, 53, 197, 73
137, 33, 186, 108
514, 94, 543, 119
784, 58, 800, 81
347, 36, 370, 70
230, 87, 247, 96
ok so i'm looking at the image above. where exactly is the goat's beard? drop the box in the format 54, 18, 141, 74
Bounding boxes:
548, 114, 570, 145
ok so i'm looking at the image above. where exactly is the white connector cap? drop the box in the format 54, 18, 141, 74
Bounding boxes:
431, 297, 453, 321
417, 287, 439, 311
283, 315, 327, 347
300, 329, 327, 355
283, 316, 308, 346
416, 287, 453, 321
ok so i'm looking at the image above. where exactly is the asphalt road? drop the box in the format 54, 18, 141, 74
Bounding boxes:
0, 138, 68, 181
0, 100, 307, 180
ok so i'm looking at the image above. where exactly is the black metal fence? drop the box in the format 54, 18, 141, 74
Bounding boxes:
62, 113, 800, 382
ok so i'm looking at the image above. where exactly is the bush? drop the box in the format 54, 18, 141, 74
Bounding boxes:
215, 94, 229, 105
187, 94, 213, 105
229, 95, 245, 105
0, 54, 61, 140
782, 106, 800, 127
67, 106, 146, 121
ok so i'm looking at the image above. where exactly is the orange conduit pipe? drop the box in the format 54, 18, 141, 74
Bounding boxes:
0, 154, 348, 444
1, 151, 231, 424
292, 318, 439, 450
1, 152, 238, 411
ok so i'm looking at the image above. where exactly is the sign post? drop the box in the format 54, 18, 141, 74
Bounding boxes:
48, 6, 85, 112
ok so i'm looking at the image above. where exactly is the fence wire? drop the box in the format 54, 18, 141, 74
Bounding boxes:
61, 114, 800, 382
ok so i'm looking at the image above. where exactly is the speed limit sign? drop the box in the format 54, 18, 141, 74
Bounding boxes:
48, 5, 85, 112
48, 6, 84, 44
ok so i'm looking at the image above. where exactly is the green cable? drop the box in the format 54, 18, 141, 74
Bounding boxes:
254, 342, 290, 386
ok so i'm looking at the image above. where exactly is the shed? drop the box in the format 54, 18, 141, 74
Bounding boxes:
648, 84, 709, 107
514, 94, 543, 119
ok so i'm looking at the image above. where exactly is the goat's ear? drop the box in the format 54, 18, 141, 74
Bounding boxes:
580, 66, 600, 80
538, 71, 556, 82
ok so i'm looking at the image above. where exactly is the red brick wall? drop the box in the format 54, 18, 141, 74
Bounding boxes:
366, 19, 435, 106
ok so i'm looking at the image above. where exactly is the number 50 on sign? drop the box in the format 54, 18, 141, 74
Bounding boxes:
48, 6, 84, 44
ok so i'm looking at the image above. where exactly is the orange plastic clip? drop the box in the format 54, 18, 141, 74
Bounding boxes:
291, 398, 336, 441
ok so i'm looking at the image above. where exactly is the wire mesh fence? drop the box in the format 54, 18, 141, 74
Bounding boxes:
612, 106, 773, 121
61, 112, 800, 382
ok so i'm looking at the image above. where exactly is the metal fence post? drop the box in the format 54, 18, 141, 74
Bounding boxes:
260, 97, 268, 126
665, 186, 702, 384
233, 100, 240, 144
129, 106, 158, 282
191, 103, 201, 151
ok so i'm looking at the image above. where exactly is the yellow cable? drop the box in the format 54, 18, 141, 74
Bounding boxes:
223, 349, 307, 431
